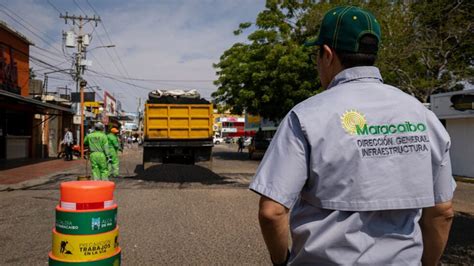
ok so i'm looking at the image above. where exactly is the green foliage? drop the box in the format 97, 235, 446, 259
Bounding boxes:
213, 0, 318, 120
307, 0, 474, 102
213, 0, 474, 121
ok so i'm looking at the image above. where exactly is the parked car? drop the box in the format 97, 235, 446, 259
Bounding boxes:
224, 137, 233, 144
213, 136, 224, 144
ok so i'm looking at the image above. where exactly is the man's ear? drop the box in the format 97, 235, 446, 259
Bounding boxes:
323, 44, 343, 72
322, 45, 334, 67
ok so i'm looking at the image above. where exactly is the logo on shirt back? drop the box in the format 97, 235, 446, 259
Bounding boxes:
340, 109, 430, 158
340, 109, 427, 135
340, 110, 367, 135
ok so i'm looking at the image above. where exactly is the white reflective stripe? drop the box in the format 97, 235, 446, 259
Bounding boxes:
60, 201, 76, 210
104, 200, 114, 208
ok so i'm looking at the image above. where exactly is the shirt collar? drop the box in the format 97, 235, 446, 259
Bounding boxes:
327, 66, 383, 90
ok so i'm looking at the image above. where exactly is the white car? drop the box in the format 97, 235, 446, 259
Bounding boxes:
213, 136, 224, 144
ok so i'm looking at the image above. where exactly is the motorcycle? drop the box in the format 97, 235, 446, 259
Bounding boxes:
57, 144, 89, 160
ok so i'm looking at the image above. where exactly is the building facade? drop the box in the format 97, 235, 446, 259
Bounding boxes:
431, 90, 474, 178
0, 21, 73, 161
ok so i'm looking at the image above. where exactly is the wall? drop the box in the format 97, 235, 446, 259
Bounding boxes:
446, 118, 474, 177
0, 26, 30, 96
47, 115, 60, 158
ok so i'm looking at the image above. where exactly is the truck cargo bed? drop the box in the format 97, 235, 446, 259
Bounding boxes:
143, 102, 214, 169
145, 104, 213, 139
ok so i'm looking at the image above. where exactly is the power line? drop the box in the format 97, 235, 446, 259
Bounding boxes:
81, 76, 105, 101
72, 0, 88, 15
29, 55, 73, 76
86, 68, 214, 83
88, 69, 212, 92
0, 3, 63, 54
87, 70, 154, 91
85, 0, 134, 83
47, 0, 63, 14
86, 52, 128, 92
73, 1, 127, 78
30, 48, 69, 64
72, 0, 129, 92
32, 45, 72, 61
40, 75, 74, 82
9, 7, 76, 64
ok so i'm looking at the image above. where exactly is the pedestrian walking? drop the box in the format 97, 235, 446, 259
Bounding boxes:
107, 127, 122, 178
237, 136, 244, 153
61, 127, 74, 161
250, 6, 456, 265
84, 122, 112, 180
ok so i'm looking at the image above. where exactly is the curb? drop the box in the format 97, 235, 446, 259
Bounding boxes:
454, 176, 474, 184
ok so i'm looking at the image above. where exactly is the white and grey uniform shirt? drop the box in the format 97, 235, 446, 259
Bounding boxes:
250, 66, 456, 265
63, 131, 74, 145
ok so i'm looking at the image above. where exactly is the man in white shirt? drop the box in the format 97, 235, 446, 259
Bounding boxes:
61, 127, 74, 161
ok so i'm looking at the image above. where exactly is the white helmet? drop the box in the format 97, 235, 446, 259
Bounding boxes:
94, 122, 105, 130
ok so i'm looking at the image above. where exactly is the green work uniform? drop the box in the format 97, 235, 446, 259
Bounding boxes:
84, 131, 111, 180
107, 133, 121, 177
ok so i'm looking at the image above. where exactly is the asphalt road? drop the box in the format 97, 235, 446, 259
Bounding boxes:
0, 144, 269, 265
0, 144, 473, 265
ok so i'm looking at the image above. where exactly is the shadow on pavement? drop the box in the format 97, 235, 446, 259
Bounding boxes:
442, 212, 474, 264
212, 150, 264, 161
0, 158, 57, 171
130, 163, 238, 185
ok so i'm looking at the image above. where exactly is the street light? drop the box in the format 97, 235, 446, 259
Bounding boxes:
84, 44, 115, 53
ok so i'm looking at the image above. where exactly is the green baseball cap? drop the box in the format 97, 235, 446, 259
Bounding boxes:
305, 6, 381, 53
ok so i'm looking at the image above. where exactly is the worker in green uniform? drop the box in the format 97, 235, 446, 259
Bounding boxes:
84, 122, 111, 180
107, 127, 121, 178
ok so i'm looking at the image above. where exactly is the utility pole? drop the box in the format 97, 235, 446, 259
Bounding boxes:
137, 97, 143, 133
60, 13, 101, 160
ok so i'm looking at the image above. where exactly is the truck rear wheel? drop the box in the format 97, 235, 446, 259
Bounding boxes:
143, 146, 162, 170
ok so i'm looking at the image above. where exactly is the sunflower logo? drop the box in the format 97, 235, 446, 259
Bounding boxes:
341, 110, 366, 135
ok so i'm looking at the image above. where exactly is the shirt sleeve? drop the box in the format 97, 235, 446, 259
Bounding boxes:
426, 110, 456, 204
432, 141, 456, 204
249, 111, 309, 209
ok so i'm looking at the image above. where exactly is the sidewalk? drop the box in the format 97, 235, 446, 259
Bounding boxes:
0, 158, 87, 190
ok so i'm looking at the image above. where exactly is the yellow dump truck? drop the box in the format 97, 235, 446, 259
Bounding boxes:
143, 101, 214, 169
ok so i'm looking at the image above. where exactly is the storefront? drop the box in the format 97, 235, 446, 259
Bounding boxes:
0, 21, 73, 161
216, 116, 245, 138
0, 90, 73, 160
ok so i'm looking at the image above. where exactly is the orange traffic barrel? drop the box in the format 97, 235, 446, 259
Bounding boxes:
50, 181, 121, 265
60, 181, 115, 210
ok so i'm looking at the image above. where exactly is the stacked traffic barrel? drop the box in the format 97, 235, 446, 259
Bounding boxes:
49, 181, 121, 265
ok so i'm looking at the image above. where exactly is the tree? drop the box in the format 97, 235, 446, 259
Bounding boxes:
213, 0, 474, 121
405, 0, 474, 102
213, 0, 318, 121
302, 0, 473, 103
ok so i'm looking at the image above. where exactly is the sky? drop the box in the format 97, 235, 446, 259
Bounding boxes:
0, 0, 266, 112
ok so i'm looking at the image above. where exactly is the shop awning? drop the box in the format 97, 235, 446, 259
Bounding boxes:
0, 89, 74, 114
